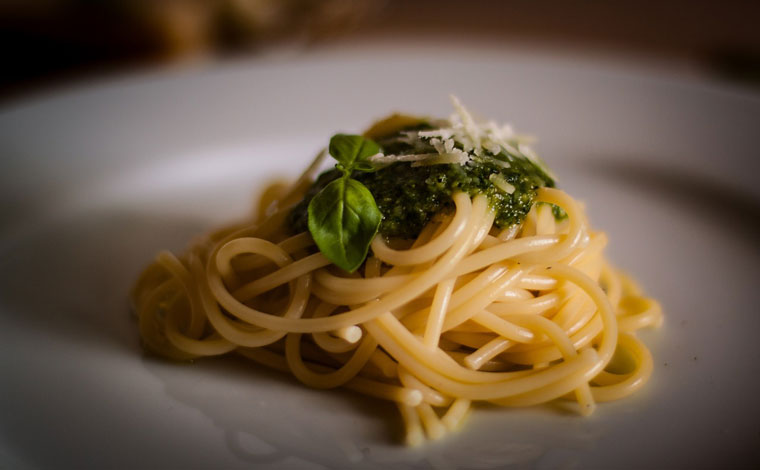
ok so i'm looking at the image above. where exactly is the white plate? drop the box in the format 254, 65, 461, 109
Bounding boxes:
1, 44, 759, 469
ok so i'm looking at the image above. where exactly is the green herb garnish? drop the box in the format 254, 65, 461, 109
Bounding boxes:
307, 134, 382, 272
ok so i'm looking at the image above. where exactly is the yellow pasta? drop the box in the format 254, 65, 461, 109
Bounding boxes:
131, 100, 662, 444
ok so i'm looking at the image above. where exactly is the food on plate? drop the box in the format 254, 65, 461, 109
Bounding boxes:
131, 97, 663, 445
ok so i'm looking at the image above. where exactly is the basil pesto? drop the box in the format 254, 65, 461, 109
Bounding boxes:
290, 127, 558, 240
290, 98, 567, 272
291, 158, 555, 239
358, 156, 555, 238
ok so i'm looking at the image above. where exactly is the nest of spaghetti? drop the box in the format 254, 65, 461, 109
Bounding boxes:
131, 181, 662, 445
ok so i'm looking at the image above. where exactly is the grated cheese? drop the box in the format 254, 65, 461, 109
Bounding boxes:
489, 173, 516, 194
411, 150, 470, 167
369, 96, 547, 170
369, 153, 437, 164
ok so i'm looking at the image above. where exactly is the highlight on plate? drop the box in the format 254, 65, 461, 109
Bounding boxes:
131, 97, 663, 445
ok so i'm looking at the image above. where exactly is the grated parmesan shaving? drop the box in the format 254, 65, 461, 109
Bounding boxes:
370, 96, 545, 169
489, 173, 516, 194
369, 153, 437, 164
411, 150, 470, 167
485, 156, 510, 169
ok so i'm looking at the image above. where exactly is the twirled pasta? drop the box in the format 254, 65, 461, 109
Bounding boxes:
132, 174, 662, 444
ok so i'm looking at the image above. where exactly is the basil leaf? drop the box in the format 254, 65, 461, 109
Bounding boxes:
307, 177, 382, 272
329, 134, 381, 171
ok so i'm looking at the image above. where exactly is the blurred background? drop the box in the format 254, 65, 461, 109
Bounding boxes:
2, 0, 759, 101
1, 4, 760, 469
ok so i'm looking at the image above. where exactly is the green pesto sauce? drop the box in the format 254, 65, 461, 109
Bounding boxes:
289, 129, 560, 239
290, 161, 557, 240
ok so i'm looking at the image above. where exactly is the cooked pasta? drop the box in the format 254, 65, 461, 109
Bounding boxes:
131, 100, 662, 445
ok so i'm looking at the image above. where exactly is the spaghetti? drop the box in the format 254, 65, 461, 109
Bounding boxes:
131, 104, 662, 445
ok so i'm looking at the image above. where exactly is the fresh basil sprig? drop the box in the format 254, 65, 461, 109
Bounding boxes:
307, 134, 383, 272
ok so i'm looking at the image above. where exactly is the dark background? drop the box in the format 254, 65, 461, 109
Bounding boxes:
2, 0, 760, 101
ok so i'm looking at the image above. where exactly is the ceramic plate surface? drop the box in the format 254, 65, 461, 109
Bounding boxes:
1, 44, 759, 469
